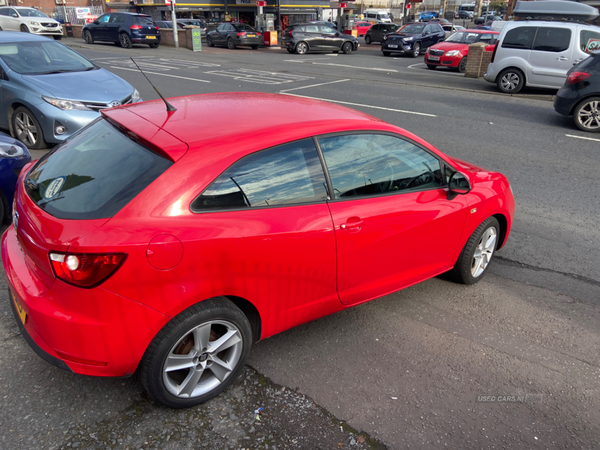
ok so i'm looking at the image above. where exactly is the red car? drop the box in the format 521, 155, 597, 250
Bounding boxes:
354, 21, 373, 36
424, 29, 499, 73
3, 93, 514, 408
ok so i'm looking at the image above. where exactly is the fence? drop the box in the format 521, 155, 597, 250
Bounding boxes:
52, 6, 105, 26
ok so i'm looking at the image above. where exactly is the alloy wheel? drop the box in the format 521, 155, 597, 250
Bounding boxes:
500, 73, 520, 92
471, 226, 497, 278
575, 99, 600, 132
14, 111, 39, 148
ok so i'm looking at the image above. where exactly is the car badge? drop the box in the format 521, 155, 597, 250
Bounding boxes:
108, 100, 121, 108
44, 177, 65, 200
13, 211, 18, 233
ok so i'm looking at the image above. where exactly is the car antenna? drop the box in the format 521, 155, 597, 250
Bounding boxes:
130, 57, 177, 112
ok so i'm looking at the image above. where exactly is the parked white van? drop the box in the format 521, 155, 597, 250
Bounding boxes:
364, 10, 392, 23
483, 1, 600, 94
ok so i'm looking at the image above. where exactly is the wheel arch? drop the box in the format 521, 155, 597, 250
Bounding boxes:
492, 213, 509, 250
569, 94, 600, 116
224, 295, 262, 343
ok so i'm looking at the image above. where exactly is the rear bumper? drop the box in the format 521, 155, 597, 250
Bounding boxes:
554, 86, 579, 116
2, 227, 168, 377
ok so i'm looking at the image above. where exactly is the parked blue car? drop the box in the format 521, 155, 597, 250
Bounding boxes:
419, 11, 439, 22
0, 132, 30, 222
0, 32, 140, 150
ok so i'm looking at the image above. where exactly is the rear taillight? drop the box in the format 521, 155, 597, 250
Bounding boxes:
567, 71, 591, 85
257, 32, 261, 37
130, 24, 143, 30
50, 252, 127, 288
237, 32, 246, 37
490, 43, 498, 62
155, 26, 159, 30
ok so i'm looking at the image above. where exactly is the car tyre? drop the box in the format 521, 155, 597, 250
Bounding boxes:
341, 42, 353, 54
458, 57, 467, 73
295, 41, 308, 54
83, 30, 94, 44
140, 298, 252, 408
573, 97, 600, 133
206, 35, 214, 47
20, 24, 29, 33
427, 64, 437, 70
497, 68, 524, 94
227, 38, 236, 50
251, 45, 258, 50
450, 217, 500, 285
412, 42, 421, 57
286, 48, 294, 53
382, 51, 391, 56
365, 35, 372, 45
149, 43, 160, 49
12, 106, 45, 150
119, 32, 132, 49
53, 35, 62, 40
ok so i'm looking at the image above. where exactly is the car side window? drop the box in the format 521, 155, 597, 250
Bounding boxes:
192, 139, 328, 211
479, 33, 493, 43
318, 134, 443, 199
320, 25, 336, 35
305, 25, 319, 33
532, 27, 571, 52
423, 25, 432, 34
216, 23, 226, 31
580, 29, 600, 53
502, 26, 536, 50
0, 8, 8, 16
7, 8, 17, 17
98, 14, 111, 24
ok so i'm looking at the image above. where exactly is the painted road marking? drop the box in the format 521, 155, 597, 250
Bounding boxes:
282, 93, 436, 117
102, 58, 220, 71
566, 134, 600, 142
285, 60, 398, 73
204, 68, 313, 85
110, 66, 210, 83
280, 79, 351, 93
408, 63, 465, 76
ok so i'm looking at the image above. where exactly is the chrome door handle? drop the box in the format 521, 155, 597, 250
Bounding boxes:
557, 57, 568, 61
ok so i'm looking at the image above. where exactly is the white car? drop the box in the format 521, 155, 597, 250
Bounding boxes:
0, 7, 63, 39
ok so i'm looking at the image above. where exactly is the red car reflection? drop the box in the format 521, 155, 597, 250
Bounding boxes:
424, 29, 499, 73
3, 93, 514, 408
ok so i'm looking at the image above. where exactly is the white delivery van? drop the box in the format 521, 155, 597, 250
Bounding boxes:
363, 10, 392, 23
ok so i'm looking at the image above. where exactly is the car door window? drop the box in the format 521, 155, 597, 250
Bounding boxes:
0, 8, 8, 16
192, 139, 328, 211
98, 14, 110, 23
532, 27, 571, 52
479, 33, 494, 44
580, 29, 600, 53
318, 134, 443, 199
423, 25, 433, 35
502, 26, 536, 49
320, 25, 337, 36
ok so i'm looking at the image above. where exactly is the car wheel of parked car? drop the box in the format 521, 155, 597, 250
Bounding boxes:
206, 36, 214, 47
287, 48, 294, 53
20, 24, 29, 33
295, 42, 308, 54
140, 298, 252, 408
53, 36, 62, 40
83, 30, 94, 44
574, 97, 600, 133
251, 45, 258, 50
497, 68, 524, 94
427, 64, 437, 70
382, 51, 391, 56
458, 57, 467, 73
149, 43, 160, 49
342, 42, 353, 54
119, 32, 132, 49
227, 38, 236, 50
412, 42, 421, 57
451, 216, 500, 285
365, 36, 372, 45
12, 106, 45, 150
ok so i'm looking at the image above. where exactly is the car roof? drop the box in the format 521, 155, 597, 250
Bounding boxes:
0, 31, 53, 43
102, 93, 397, 162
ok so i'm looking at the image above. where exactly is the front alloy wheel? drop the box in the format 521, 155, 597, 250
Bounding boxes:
12, 106, 44, 150
296, 41, 308, 54
412, 42, 421, 57
574, 97, 600, 133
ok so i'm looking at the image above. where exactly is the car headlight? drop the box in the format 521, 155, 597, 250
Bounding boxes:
41, 95, 91, 111
446, 50, 462, 57
0, 142, 26, 158
131, 89, 140, 102
403, 36, 414, 42
30, 21, 40, 26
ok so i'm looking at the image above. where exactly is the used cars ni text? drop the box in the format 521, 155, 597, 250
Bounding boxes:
3, 93, 515, 408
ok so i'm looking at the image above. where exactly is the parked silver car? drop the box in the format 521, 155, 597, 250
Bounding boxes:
0, 33, 140, 149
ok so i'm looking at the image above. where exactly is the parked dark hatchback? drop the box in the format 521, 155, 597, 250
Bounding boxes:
382, 22, 445, 57
554, 52, 600, 132
282, 23, 359, 54
365, 23, 400, 45
82, 13, 160, 49
206, 23, 262, 49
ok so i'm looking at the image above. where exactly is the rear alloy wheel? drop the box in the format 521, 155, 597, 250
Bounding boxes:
574, 96, 600, 133
342, 42, 353, 54
451, 217, 500, 285
119, 32, 132, 49
497, 68, 524, 94
12, 106, 45, 150
20, 24, 29, 33
411, 42, 421, 57
458, 57, 467, 73
295, 41, 308, 54
83, 30, 94, 44
227, 38, 236, 50
365, 35, 372, 45
206, 36, 214, 47
140, 298, 252, 408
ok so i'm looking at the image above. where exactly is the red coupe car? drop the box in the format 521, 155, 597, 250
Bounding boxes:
354, 21, 373, 36
424, 29, 499, 72
3, 93, 514, 408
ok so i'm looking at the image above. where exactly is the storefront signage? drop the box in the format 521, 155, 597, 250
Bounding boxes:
236, 0, 258, 5
256, 1, 267, 6
76, 8, 91, 19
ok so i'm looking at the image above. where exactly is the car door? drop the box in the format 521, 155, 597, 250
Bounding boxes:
318, 133, 468, 306
0, 8, 8, 31
91, 13, 111, 41
4, 8, 20, 31
106, 14, 124, 42
527, 26, 573, 88
320, 25, 341, 51
190, 138, 338, 336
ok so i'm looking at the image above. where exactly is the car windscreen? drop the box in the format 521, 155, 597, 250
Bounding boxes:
18, 9, 47, 18
445, 31, 483, 44
133, 15, 154, 26
0, 41, 94, 75
24, 119, 173, 220
398, 24, 424, 35
233, 24, 255, 32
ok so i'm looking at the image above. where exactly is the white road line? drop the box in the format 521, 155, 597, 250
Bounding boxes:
285, 61, 397, 72
109, 66, 210, 83
280, 79, 351, 93
283, 93, 436, 117
566, 134, 600, 142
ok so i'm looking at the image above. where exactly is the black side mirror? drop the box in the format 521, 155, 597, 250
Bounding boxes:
93, 19, 99, 24
448, 172, 471, 199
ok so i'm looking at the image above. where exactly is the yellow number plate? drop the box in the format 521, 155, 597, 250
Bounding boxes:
247, 34, 256, 37
146, 36, 157, 39
12, 291, 27, 324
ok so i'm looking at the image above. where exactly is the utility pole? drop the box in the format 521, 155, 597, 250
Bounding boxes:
171, 0, 178, 48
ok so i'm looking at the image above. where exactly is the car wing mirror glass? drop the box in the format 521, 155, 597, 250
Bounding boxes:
448, 172, 472, 199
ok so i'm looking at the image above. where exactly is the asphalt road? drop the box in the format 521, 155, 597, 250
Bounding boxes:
1, 38, 599, 449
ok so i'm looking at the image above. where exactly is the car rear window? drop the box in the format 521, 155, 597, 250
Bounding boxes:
133, 15, 154, 26
24, 119, 172, 220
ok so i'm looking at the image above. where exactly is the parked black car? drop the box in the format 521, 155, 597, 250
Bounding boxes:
364, 23, 400, 45
282, 22, 359, 54
178, 19, 208, 37
155, 20, 184, 29
206, 23, 262, 49
554, 52, 600, 132
457, 11, 473, 19
474, 14, 502, 25
382, 22, 445, 57
82, 12, 160, 49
